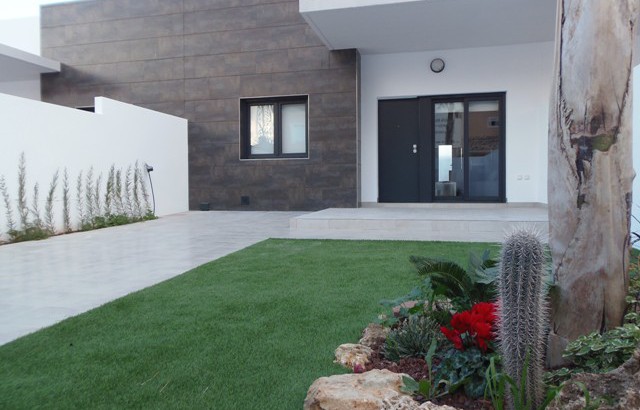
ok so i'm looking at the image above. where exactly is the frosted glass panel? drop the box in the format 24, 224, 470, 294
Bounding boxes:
250, 104, 274, 155
282, 104, 306, 154
468, 100, 500, 197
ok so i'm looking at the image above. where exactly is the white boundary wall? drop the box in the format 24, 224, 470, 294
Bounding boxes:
0, 94, 188, 235
360, 41, 554, 204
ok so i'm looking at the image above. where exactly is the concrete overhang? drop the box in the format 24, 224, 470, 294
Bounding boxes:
0, 43, 60, 82
300, 0, 557, 54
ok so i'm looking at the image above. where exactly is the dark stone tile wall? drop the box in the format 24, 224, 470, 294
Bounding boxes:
41, 0, 358, 211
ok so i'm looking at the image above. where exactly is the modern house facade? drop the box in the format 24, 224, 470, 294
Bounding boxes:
40, 0, 358, 211
39, 0, 557, 211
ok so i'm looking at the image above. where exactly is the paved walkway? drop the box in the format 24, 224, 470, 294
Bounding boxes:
0, 211, 302, 346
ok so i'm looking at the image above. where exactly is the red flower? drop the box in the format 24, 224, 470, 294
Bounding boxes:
440, 326, 463, 350
471, 302, 496, 322
440, 302, 497, 352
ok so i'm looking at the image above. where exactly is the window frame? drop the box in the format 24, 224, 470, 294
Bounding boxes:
240, 96, 309, 160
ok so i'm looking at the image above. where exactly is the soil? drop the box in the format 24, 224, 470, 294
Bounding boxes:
364, 343, 494, 410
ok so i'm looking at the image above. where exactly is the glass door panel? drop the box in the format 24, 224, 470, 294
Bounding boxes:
434, 102, 464, 199
468, 101, 500, 198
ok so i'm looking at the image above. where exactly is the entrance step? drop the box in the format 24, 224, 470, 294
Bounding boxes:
290, 205, 548, 243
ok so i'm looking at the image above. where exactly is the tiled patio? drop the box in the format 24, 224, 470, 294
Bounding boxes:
289, 204, 549, 242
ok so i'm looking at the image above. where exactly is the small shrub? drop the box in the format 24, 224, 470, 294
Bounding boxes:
9, 225, 50, 243
383, 315, 442, 362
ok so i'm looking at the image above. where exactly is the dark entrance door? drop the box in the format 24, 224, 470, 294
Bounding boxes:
378, 93, 506, 203
378, 99, 420, 202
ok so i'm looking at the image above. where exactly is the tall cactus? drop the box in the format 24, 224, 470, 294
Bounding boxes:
498, 230, 547, 409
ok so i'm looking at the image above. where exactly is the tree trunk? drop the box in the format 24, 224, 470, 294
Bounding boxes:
547, 0, 638, 367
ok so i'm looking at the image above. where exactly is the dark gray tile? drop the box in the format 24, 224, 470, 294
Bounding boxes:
287, 47, 330, 71
184, 98, 238, 122
129, 79, 185, 103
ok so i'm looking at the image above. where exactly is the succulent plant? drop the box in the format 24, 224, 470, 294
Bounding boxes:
497, 229, 547, 409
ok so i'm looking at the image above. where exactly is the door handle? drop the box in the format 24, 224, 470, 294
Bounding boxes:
412, 144, 417, 154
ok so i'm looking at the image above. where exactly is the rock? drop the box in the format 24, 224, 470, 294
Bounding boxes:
547, 347, 640, 410
334, 343, 373, 370
359, 323, 390, 348
418, 402, 461, 410
303, 369, 415, 410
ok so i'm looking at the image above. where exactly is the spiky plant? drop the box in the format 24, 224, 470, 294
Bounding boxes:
0, 175, 16, 234
497, 230, 547, 410
62, 168, 71, 233
76, 170, 85, 229
44, 170, 59, 234
17, 152, 28, 229
84, 167, 95, 224
383, 315, 443, 362
132, 162, 142, 218
123, 165, 133, 217
114, 169, 124, 215
94, 173, 102, 217
105, 165, 115, 216
30, 182, 42, 229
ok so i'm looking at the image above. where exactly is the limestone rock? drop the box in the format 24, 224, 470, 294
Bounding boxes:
547, 348, 640, 410
418, 402, 460, 410
303, 369, 413, 410
359, 323, 390, 348
334, 343, 373, 370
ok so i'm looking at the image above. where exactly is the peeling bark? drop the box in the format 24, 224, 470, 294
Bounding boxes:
547, 0, 638, 367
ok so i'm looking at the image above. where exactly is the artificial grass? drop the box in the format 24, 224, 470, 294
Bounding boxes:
0, 239, 496, 409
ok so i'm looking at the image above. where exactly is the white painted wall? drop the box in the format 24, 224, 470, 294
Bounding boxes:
0, 94, 188, 237
360, 41, 554, 204
0, 79, 40, 100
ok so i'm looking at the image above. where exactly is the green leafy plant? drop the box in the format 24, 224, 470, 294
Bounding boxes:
410, 249, 498, 312
401, 338, 450, 400
544, 323, 640, 387
435, 346, 495, 398
383, 315, 443, 361
545, 268, 640, 386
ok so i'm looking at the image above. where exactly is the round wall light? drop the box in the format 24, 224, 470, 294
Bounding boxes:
430, 58, 445, 73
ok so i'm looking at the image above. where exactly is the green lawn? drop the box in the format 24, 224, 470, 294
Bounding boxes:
0, 239, 496, 409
